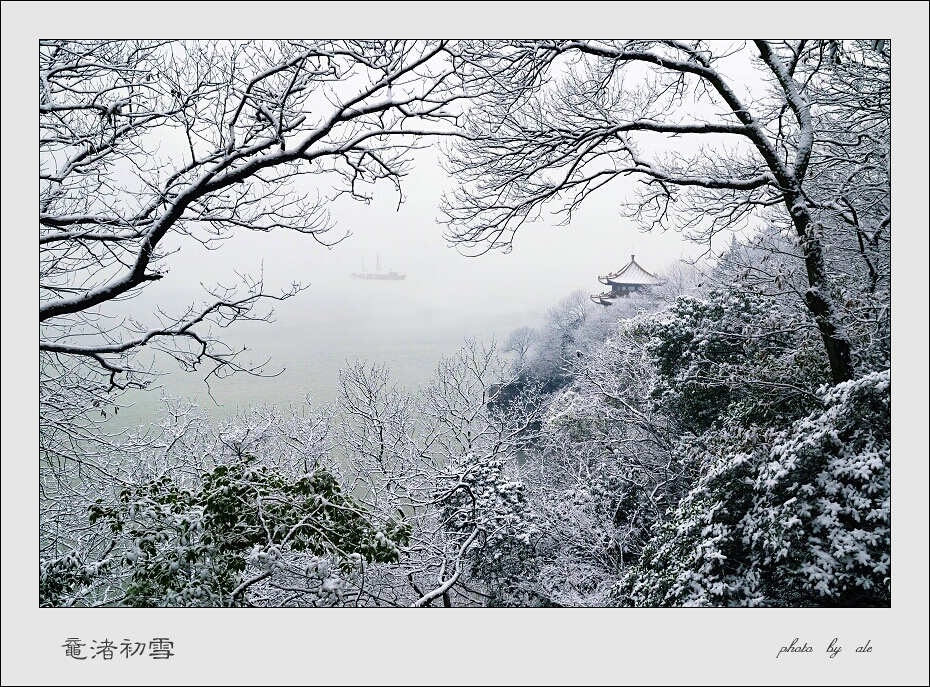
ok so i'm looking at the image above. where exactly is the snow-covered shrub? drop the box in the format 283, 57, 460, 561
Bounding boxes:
442, 450, 544, 606
86, 454, 409, 607
530, 465, 646, 607
504, 317, 683, 606
613, 370, 890, 607
648, 289, 829, 433
40, 553, 115, 608
611, 425, 768, 607
746, 369, 890, 605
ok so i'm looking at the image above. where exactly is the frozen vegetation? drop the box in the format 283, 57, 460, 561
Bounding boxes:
40, 40, 890, 607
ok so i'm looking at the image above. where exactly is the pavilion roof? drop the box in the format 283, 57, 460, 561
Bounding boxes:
598, 255, 663, 286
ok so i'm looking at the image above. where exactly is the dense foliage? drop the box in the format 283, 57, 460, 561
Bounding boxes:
614, 370, 889, 607
43, 452, 409, 607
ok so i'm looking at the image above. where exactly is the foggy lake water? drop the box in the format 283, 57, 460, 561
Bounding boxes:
111, 273, 540, 427
105, 148, 693, 429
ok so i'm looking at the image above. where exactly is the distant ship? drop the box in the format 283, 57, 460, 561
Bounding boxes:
351, 254, 406, 281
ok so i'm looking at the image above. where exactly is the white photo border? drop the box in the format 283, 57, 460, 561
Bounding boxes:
3, 2, 927, 684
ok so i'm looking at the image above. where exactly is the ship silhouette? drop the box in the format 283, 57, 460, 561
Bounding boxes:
351, 254, 406, 281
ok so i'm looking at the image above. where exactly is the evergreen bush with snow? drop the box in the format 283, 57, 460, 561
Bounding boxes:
43, 451, 409, 607
748, 370, 890, 606
613, 369, 890, 607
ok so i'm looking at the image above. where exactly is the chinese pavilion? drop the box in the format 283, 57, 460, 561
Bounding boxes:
590, 255, 663, 306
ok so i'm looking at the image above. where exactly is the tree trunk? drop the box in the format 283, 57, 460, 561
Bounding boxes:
786, 192, 856, 384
